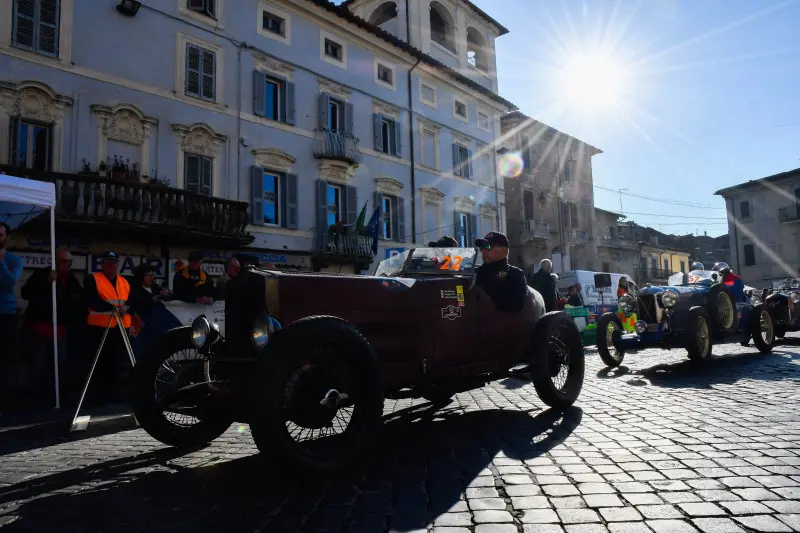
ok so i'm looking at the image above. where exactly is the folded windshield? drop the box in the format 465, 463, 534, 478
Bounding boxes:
374, 247, 480, 277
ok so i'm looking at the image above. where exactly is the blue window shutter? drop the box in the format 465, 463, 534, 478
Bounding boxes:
285, 82, 296, 125
315, 179, 329, 247
185, 154, 200, 192
394, 119, 402, 157
185, 43, 201, 96
38, 0, 60, 56
454, 211, 465, 242
373, 114, 383, 152
396, 196, 405, 242
468, 213, 477, 244
318, 93, 330, 130
285, 173, 298, 229
250, 166, 264, 225
13, 0, 36, 49
466, 148, 473, 180
345, 185, 357, 225
200, 156, 212, 195
206, 0, 216, 17
279, 172, 288, 227
253, 70, 266, 117
201, 49, 216, 100
345, 102, 354, 134
452, 144, 461, 176
9, 117, 20, 166
373, 191, 383, 219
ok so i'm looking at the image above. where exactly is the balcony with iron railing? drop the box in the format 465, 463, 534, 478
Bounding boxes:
778, 204, 800, 223
0, 164, 252, 246
313, 129, 362, 166
639, 268, 675, 284
521, 219, 551, 240
567, 228, 590, 244
311, 224, 375, 269
598, 235, 639, 250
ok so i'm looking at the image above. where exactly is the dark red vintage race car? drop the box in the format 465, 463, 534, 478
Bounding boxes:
131, 247, 585, 474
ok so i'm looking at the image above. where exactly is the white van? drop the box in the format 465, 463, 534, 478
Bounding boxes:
556, 270, 636, 314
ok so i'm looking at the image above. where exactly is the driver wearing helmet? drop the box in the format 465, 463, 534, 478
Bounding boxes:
690, 261, 704, 271
713, 262, 745, 302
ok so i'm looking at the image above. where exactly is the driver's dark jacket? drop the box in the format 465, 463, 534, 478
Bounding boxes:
475, 259, 528, 312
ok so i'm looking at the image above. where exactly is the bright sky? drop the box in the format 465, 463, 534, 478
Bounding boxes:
469, 0, 800, 237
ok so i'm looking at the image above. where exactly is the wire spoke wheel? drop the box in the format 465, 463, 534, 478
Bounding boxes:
154, 348, 209, 427
696, 316, 709, 355
716, 292, 735, 329
548, 326, 571, 390
759, 310, 774, 344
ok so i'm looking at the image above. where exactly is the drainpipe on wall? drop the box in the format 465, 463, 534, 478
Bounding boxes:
235, 44, 243, 204
406, 0, 420, 245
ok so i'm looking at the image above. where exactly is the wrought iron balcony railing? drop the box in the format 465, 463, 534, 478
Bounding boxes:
313, 129, 362, 166
598, 235, 639, 250
313, 226, 374, 266
778, 204, 800, 223
0, 165, 252, 245
522, 219, 551, 239
567, 228, 590, 244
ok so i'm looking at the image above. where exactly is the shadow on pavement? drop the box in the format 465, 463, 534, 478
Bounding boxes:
0, 404, 582, 533
595, 365, 631, 379
635, 348, 800, 389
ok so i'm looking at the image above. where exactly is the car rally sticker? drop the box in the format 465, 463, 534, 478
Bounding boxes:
456, 285, 465, 307
440, 285, 466, 307
441, 305, 461, 320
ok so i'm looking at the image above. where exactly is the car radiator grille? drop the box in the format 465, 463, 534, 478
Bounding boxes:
638, 294, 658, 324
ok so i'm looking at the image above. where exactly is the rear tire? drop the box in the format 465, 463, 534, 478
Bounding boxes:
250, 316, 384, 476
708, 284, 737, 335
530, 312, 585, 409
131, 327, 233, 449
685, 307, 713, 362
596, 313, 625, 368
750, 304, 776, 353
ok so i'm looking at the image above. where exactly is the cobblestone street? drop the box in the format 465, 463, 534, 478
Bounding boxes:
1, 335, 799, 533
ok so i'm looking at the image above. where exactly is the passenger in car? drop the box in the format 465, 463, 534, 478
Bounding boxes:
474, 232, 528, 312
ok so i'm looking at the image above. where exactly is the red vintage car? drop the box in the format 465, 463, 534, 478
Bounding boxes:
131, 246, 585, 474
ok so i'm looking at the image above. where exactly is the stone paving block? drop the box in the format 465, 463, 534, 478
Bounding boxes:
431, 528, 471, 533
600, 506, 643, 522
521, 525, 566, 533
512, 496, 551, 510
473, 510, 513, 524
776, 514, 800, 530
638, 505, 686, 520
662, 493, 704, 504
719, 476, 763, 488
579, 483, 617, 494
557, 508, 602, 524
504, 484, 541, 496
646, 519, 701, 532
764, 500, 800, 513
690, 518, 746, 533
773, 487, 800, 499
584, 494, 625, 508
732, 488, 782, 501
733, 515, 793, 532
434, 513, 472, 527
565, 525, 610, 533
719, 500, 774, 515
609, 523, 654, 533
543, 484, 581, 497
475, 525, 518, 533
549, 496, 587, 509
468, 498, 506, 510
695, 490, 741, 502
467, 487, 500, 499
678, 503, 727, 517
624, 493, 665, 505
520, 509, 560, 524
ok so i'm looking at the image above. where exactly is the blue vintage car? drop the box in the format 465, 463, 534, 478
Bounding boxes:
595, 269, 776, 367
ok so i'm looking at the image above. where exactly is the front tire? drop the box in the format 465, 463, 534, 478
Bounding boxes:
596, 313, 625, 368
685, 307, 713, 362
750, 304, 776, 353
709, 284, 737, 335
131, 327, 233, 449
250, 316, 384, 476
530, 312, 585, 409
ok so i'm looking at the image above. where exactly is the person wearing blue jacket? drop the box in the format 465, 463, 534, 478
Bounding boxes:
0, 222, 24, 409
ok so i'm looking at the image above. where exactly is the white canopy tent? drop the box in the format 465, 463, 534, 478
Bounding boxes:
0, 174, 60, 409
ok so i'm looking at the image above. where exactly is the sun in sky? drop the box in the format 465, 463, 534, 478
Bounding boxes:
555, 51, 633, 113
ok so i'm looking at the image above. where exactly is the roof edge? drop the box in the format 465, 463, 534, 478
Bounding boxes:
714, 167, 800, 196
502, 111, 602, 155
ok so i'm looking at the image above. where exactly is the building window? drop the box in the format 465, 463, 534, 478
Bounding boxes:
262, 171, 280, 225
373, 115, 400, 156
429, 1, 455, 52
740, 200, 750, 219
381, 196, 393, 239
602, 262, 611, 273
324, 38, 342, 61
9, 118, 52, 170
419, 82, 437, 107
185, 153, 212, 196
328, 98, 342, 132
253, 71, 295, 124
262, 10, 284, 35
680, 260, 686, 273
453, 143, 471, 179
185, 43, 216, 101
421, 129, 438, 169
187, 0, 215, 18
377, 64, 392, 84
453, 99, 467, 121
12, 0, 61, 57
327, 183, 342, 226
523, 190, 534, 220
744, 243, 756, 266
478, 149, 491, 185
454, 211, 475, 247
466, 27, 488, 71
477, 111, 490, 132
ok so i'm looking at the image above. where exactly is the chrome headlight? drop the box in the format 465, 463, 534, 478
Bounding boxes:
619, 295, 634, 313
252, 313, 276, 349
661, 290, 679, 308
790, 291, 800, 304
191, 316, 211, 349
749, 294, 762, 305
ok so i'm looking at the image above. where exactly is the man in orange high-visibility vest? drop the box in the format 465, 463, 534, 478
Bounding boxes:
82, 251, 134, 405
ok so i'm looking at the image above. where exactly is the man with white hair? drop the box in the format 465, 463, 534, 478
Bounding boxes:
531, 258, 558, 312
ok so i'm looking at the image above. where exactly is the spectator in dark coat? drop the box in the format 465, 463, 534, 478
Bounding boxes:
531, 258, 558, 312
172, 251, 215, 304
128, 263, 180, 359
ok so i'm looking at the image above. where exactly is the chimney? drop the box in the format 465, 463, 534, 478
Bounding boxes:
704, 231, 707, 237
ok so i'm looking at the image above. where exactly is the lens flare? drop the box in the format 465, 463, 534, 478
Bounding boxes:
498, 152, 524, 178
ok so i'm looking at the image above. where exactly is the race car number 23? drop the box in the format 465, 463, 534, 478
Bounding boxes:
439, 256, 463, 271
